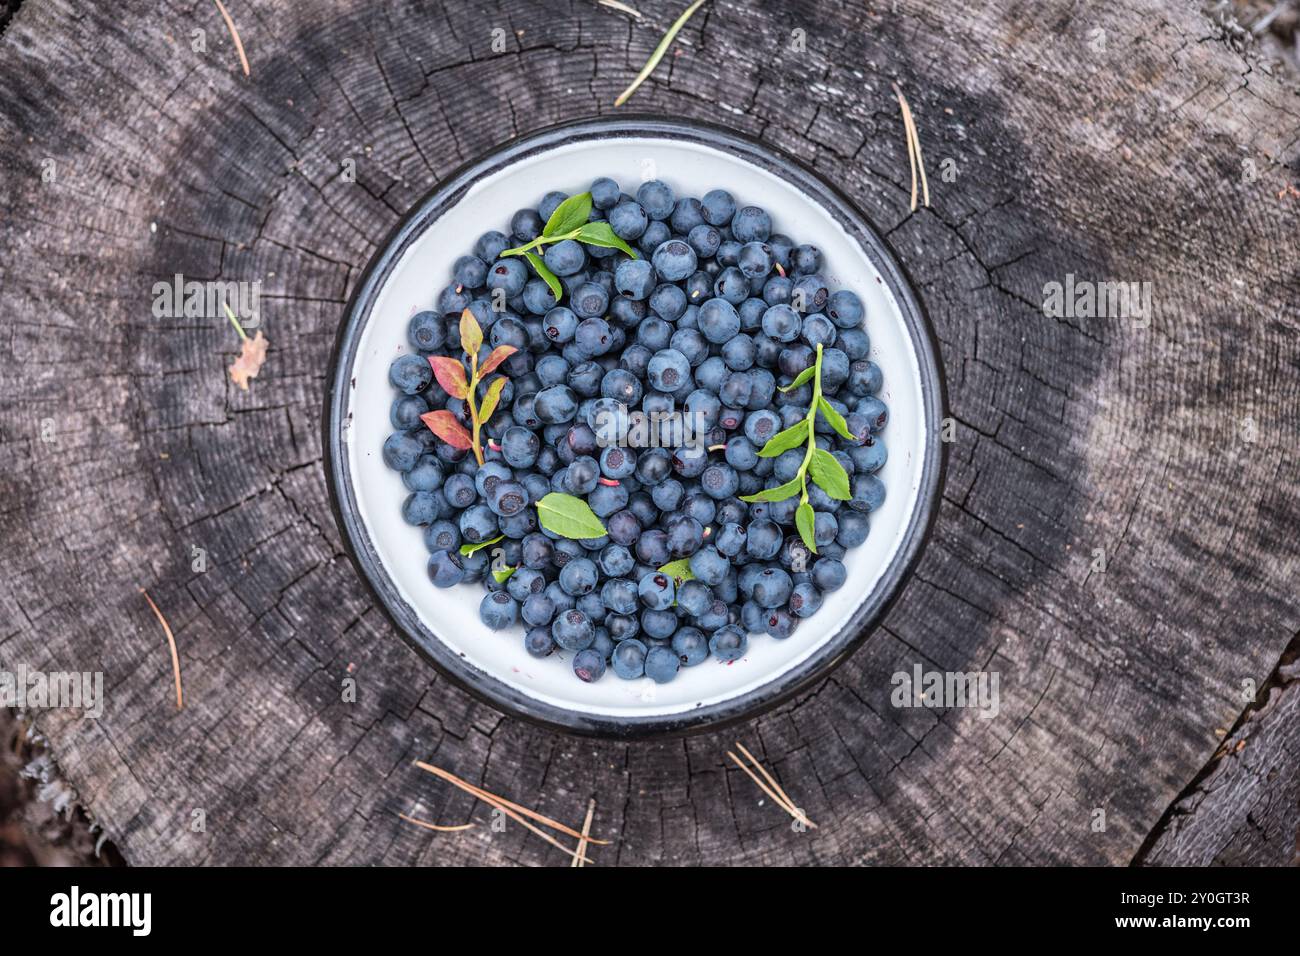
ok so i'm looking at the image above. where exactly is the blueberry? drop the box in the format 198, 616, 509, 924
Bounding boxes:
487, 258, 528, 297
534, 384, 578, 425
389, 354, 433, 395
438, 472, 473, 509
687, 223, 722, 258
522, 278, 558, 315
573, 648, 607, 682
856, 395, 889, 433
615, 258, 656, 300
751, 567, 793, 608
663, 628, 705, 668
475, 231, 509, 261
789, 582, 823, 618
575, 317, 614, 357
525, 626, 556, 658
487, 480, 529, 518
791, 244, 822, 276
609, 201, 649, 240
606, 613, 640, 643
687, 546, 728, 586
637, 219, 671, 255
636, 180, 675, 220
588, 481, 629, 517
538, 191, 568, 221
765, 607, 798, 639
479, 591, 519, 630
408, 311, 446, 352
731, 206, 772, 243
521, 593, 557, 628
591, 177, 621, 210
709, 625, 747, 662
850, 474, 886, 512
645, 348, 690, 393
791, 274, 829, 314
552, 609, 595, 651
427, 549, 466, 588
571, 281, 610, 319
611, 638, 648, 679
559, 557, 599, 596
542, 306, 578, 344
510, 208, 544, 242
459, 504, 499, 544
651, 239, 697, 282
648, 283, 688, 321
543, 239, 586, 277
689, 300, 736, 348
383, 431, 424, 472
737, 241, 773, 279
701, 188, 736, 226
713, 266, 750, 304
638, 572, 676, 610
762, 304, 802, 343
644, 645, 680, 683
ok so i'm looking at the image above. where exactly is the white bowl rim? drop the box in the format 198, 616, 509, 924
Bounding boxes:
324, 116, 947, 738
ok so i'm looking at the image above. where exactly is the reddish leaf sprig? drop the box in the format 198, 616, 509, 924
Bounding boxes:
420, 309, 516, 466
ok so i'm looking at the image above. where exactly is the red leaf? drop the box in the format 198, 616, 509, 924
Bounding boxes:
420, 410, 472, 450
479, 344, 517, 377
427, 355, 468, 399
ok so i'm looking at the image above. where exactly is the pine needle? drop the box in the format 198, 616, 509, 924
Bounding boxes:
614, 0, 709, 107
398, 812, 475, 833
213, 0, 251, 77
727, 743, 816, 829
892, 83, 930, 211
414, 761, 602, 864
141, 589, 184, 710
598, 0, 642, 18
571, 798, 597, 868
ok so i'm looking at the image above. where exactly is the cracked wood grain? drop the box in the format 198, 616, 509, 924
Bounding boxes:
0, 0, 1298, 866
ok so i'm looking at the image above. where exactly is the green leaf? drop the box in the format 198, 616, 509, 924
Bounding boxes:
459, 535, 503, 557
523, 251, 563, 301
543, 192, 593, 237
492, 564, 517, 584
795, 501, 818, 555
808, 449, 852, 500
756, 420, 809, 458
739, 474, 804, 503
535, 492, 608, 539
779, 366, 816, 393
657, 558, 695, 584
574, 221, 639, 258
817, 396, 857, 442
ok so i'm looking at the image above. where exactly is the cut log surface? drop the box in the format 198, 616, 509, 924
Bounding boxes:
1, 0, 1298, 866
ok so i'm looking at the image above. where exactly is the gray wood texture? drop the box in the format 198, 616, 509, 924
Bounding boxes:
0, 0, 1297, 865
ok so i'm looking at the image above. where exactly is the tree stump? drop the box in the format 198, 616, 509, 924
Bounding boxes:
1, 0, 1297, 866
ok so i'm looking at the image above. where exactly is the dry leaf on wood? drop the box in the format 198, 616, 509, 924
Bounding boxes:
229, 330, 268, 390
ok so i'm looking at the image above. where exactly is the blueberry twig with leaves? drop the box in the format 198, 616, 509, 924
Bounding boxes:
739, 343, 854, 554
498, 192, 639, 301
420, 309, 516, 466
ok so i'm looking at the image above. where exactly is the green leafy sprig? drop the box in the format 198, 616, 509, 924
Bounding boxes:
739, 343, 853, 554
499, 192, 639, 301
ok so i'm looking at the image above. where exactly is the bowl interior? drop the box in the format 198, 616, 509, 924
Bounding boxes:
339, 130, 931, 727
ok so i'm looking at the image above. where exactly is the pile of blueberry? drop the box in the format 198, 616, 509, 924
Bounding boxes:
382, 178, 888, 686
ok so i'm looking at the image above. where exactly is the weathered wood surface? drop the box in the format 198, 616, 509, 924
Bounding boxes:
1, 0, 1297, 866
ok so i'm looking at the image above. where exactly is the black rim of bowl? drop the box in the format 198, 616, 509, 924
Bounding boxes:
323, 115, 948, 739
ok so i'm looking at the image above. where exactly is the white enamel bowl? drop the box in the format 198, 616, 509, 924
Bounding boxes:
325, 118, 945, 737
